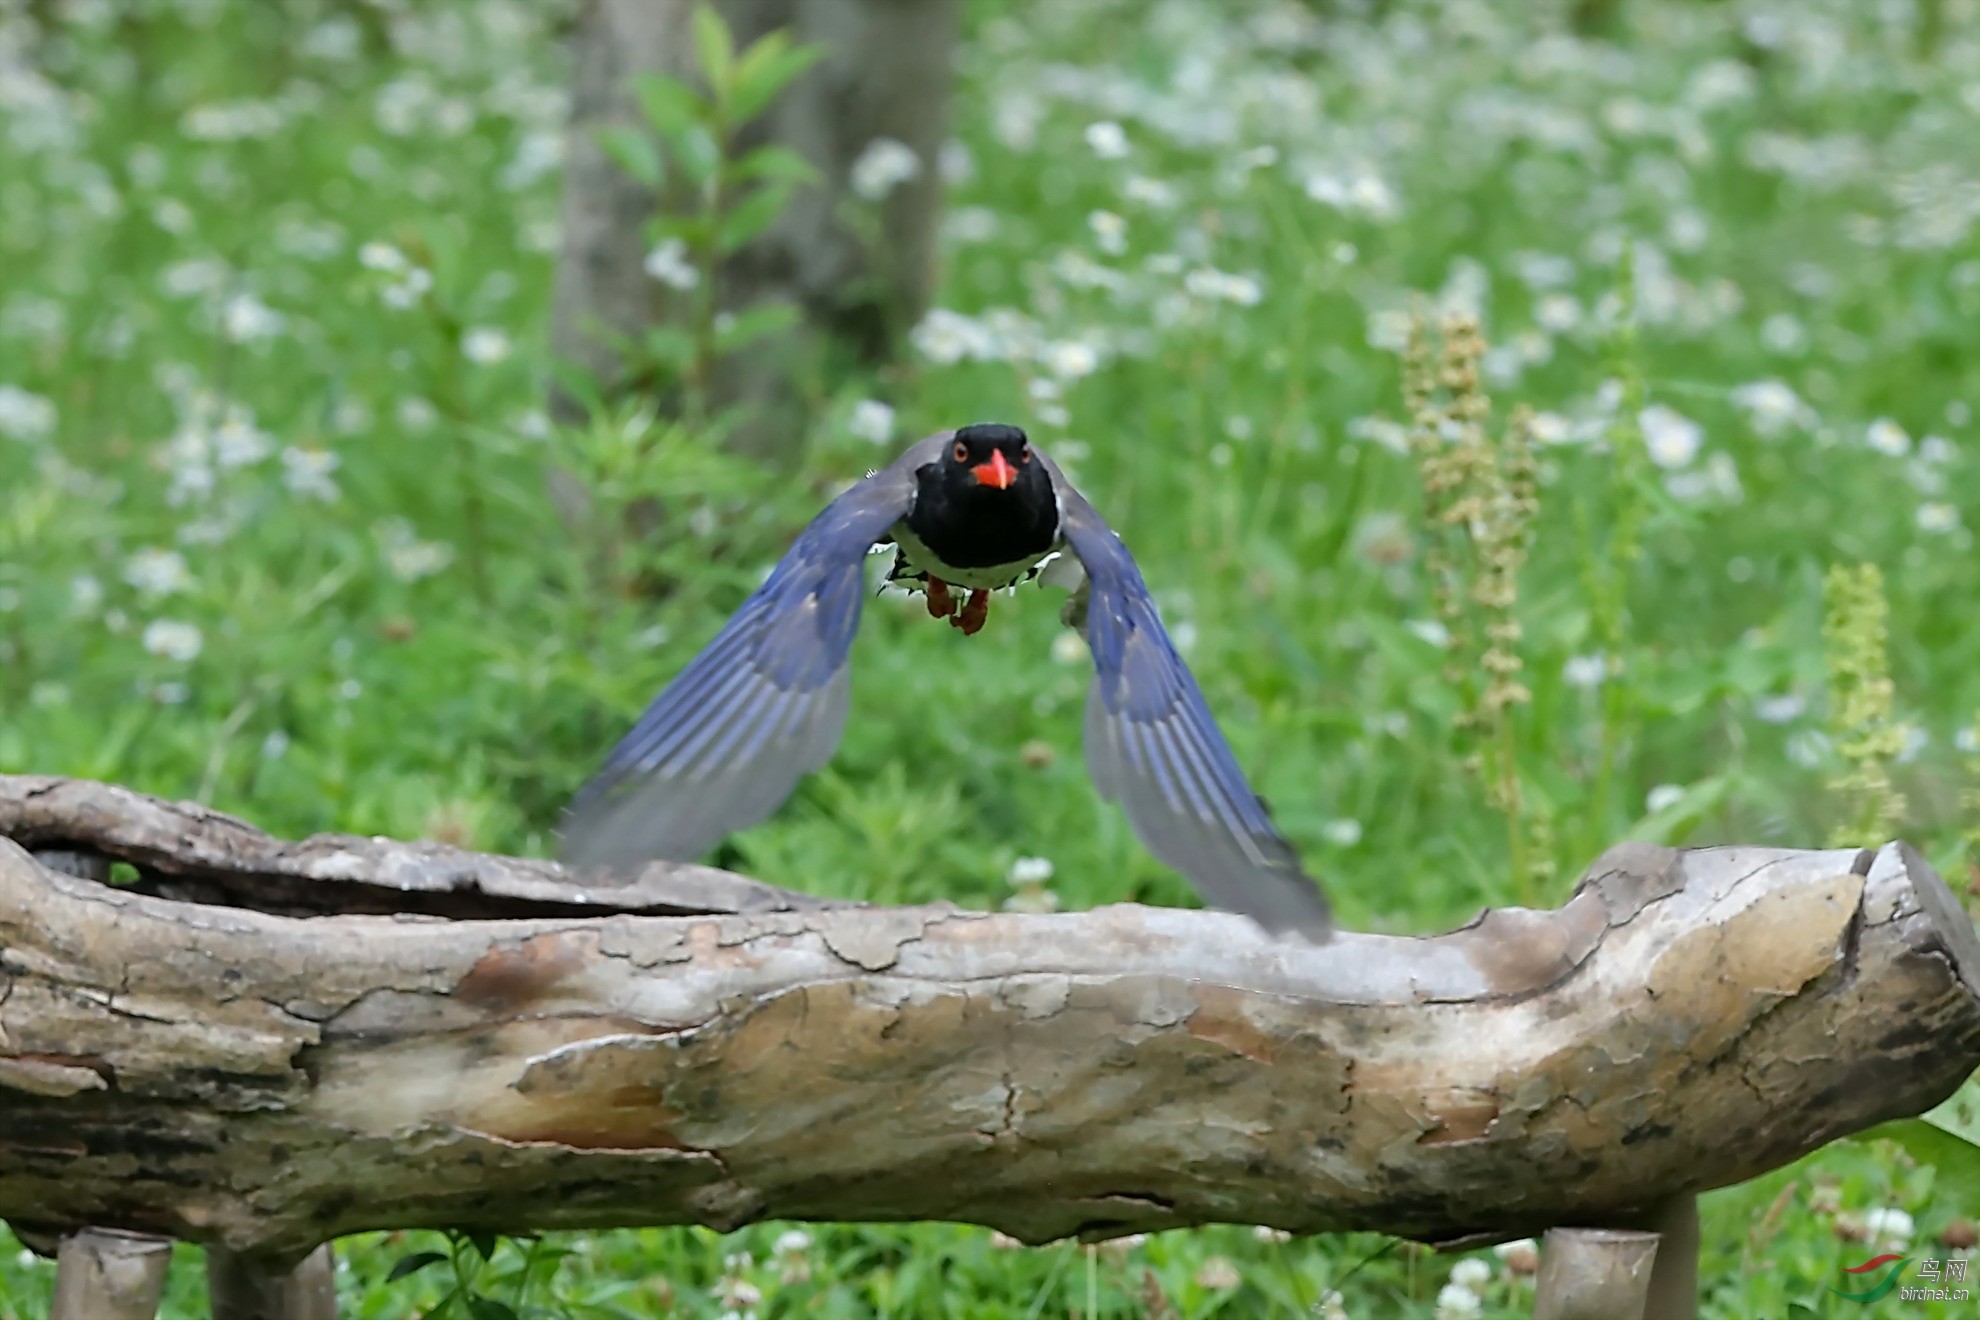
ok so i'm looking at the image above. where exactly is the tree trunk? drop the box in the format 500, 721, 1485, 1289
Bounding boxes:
549, 0, 960, 459
2, 778, 1977, 1266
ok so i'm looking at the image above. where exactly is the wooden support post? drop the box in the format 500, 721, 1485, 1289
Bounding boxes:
206, 1243, 338, 1320
50, 1228, 173, 1320
1533, 1228, 1660, 1320
1635, 1195, 1699, 1320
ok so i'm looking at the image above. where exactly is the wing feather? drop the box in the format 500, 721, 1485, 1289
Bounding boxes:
559, 440, 941, 869
1045, 454, 1334, 940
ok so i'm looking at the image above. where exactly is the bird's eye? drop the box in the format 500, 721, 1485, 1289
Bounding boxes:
952, 440, 969, 463
1018, 445, 1032, 464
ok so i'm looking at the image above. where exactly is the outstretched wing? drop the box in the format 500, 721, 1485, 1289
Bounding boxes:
559, 437, 943, 869
1045, 462, 1334, 940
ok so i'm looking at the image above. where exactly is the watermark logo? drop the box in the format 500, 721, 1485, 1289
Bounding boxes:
1829, 1254, 1909, 1303
1829, 1255, 1971, 1305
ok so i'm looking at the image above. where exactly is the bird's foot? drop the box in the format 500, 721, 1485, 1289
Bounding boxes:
952, 589, 991, 635
924, 577, 957, 619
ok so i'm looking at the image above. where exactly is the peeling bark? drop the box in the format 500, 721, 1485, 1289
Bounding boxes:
1, 778, 1977, 1263
0, 775, 845, 919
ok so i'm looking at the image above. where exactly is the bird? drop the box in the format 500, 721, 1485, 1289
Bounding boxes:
559, 423, 1334, 940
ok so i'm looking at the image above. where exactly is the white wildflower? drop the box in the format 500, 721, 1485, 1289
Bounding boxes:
358, 242, 408, 273
1645, 784, 1686, 813
1348, 416, 1410, 454
1322, 819, 1363, 847
1449, 1257, 1492, 1290
213, 413, 271, 468
1183, 267, 1263, 306
0, 384, 56, 443
380, 267, 433, 309
397, 397, 439, 431
1050, 632, 1088, 665
141, 619, 203, 663
1008, 856, 1054, 886
221, 292, 284, 343
1535, 293, 1581, 333
1084, 120, 1129, 158
1435, 1282, 1482, 1318
1730, 379, 1813, 436
1088, 209, 1127, 256
849, 137, 920, 202
124, 548, 191, 599
1917, 502, 1960, 534
1865, 418, 1911, 457
461, 327, 510, 365
1366, 307, 1413, 352
70, 575, 104, 616
1406, 619, 1451, 648
281, 447, 341, 502
1863, 1207, 1914, 1245
1043, 339, 1100, 380
1564, 653, 1606, 688
911, 308, 996, 364
1527, 410, 1573, 445
847, 399, 895, 445
1640, 404, 1703, 468
1755, 693, 1807, 723
1252, 1225, 1292, 1244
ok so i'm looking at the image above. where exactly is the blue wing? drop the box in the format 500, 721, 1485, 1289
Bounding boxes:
1048, 467, 1334, 940
559, 439, 938, 870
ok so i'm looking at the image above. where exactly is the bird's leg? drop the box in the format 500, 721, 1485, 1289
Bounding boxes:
952, 588, 992, 635
924, 576, 957, 619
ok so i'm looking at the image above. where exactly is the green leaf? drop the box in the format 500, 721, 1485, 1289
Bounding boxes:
641, 325, 698, 371
1622, 774, 1736, 845
729, 32, 825, 123
1854, 1111, 1980, 1183
716, 183, 792, 254
465, 1232, 501, 1262
673, 124, 721, 188
691, 5, 734, 94
715, 301, 800, 353
594, 126, 662, 188
385, 1250, 449, 1283
733, 144, 820, 186
633, 73, 704, 140
466, 1297, 521, 1320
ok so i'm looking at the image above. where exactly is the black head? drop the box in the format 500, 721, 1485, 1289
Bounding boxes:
945, 423, 1039, 495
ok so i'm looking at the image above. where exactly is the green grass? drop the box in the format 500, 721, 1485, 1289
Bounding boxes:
2, 0, 1977, 1315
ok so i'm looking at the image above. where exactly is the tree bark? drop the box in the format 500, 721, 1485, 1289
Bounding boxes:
550, 0, 960, 457
1, 778, 1977, 1266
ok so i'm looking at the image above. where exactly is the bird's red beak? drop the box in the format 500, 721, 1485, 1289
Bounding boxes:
972, 450, 1018, 490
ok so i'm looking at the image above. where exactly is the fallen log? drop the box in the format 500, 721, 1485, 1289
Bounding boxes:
0, 776, 1976, 1268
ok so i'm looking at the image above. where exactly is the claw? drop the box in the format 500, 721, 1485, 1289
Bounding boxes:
952, 588, 991, 636
925, 577, 957, 619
